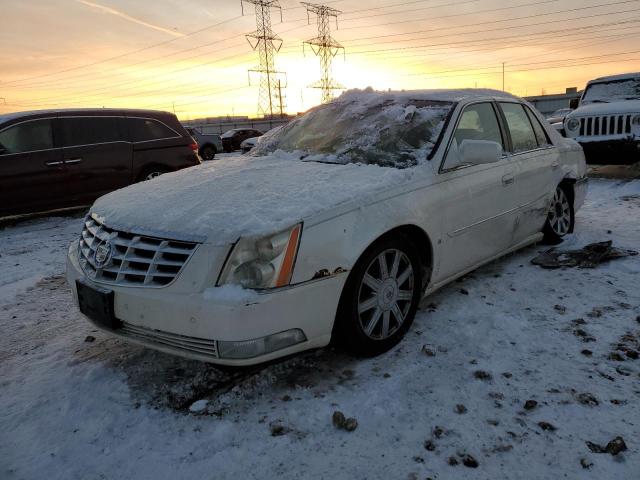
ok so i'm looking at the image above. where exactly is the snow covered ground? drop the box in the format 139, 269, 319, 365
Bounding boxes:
1, 178, 639, 480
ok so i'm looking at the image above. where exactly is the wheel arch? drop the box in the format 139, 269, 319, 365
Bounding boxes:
346, 223, 434, 294
135, 163, 172, 182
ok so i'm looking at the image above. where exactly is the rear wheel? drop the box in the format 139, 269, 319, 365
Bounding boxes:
200, 145, 216, 160
543, 184, 574, 243
334, 236, 422, 356
138, 166, 169, 182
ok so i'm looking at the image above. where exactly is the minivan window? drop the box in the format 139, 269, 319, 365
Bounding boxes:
61, 117, 121, 147
0, 119, 54, 154
524, 106, 551, 147
500, 103, 538, 153
128, 118, 178, 142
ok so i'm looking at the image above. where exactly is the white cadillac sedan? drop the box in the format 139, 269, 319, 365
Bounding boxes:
66, 89, 587, 366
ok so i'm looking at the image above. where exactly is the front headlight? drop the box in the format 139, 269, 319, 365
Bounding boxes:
217, 223, 302, 289
632, 114, 640, 126
566, 117, 580, 131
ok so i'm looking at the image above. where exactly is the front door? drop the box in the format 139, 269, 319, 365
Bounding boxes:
0, 118, 69, 216
436, 102, 520, 281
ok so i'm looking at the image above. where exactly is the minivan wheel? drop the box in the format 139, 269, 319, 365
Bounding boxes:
543, 184, 574, 244
201, 145, 216, 160
334, 236, 422, 356
138, 167, 169, 182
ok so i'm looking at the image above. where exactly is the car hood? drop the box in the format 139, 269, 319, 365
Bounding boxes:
91, 152, 416, 245
569, 100, 640, 117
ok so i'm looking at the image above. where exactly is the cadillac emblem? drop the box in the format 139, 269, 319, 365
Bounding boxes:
94, 240, 113, 268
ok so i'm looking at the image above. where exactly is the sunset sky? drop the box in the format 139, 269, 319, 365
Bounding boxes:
2, 0, 640, 119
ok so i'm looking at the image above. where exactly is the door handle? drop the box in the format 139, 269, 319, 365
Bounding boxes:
65, 158, 82, 164
502, 174, 515, 186
45, 160, 64, 167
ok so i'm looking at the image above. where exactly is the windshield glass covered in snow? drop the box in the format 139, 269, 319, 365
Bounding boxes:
582, 78, 640, 104
253, 92, 455, 168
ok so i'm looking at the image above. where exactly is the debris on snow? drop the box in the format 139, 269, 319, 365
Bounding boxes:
524, 400, 538, 411
531, 241, 637, 269
586, 436, 627, 456
332, 411, 358, 432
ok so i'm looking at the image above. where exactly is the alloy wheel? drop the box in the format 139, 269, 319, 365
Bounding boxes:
357, 248, 415, 340
144, 171, 162, 181
548, 187, 571, 236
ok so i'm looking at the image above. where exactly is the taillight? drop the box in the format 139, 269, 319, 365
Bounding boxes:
189, 142, 198, 152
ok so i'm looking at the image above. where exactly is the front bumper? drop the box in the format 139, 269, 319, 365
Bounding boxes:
578, 138, 639, 164
66, 242, 346, 366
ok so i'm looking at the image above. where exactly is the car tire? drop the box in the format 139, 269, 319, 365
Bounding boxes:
200, 145, 216, 160
542, 184, 574, 244
333, 235, 423, 356
138, 166, 169, 182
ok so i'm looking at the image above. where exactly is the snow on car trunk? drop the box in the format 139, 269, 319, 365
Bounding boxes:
1, 178, 639, 479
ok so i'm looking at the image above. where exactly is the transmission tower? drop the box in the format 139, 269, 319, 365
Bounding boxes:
302, 2, 345, 104
241, 0, 286, 118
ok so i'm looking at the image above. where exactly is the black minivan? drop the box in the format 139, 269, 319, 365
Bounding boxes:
0, 108, 201, 217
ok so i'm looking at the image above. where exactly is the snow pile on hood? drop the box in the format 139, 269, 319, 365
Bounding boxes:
255, 88, 509, 169
92, 152, 414, 243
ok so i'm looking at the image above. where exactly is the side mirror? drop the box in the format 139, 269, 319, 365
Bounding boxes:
445, 139, 502, 170
569, 98, 579, 109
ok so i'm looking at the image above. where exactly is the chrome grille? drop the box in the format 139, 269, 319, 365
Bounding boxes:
120, 322, 218, 358
78, 216, 198, 287
579, 114, 632, 137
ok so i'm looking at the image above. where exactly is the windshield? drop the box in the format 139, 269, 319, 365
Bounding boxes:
582, 78, 640, 104
253, 92, 455, 168
221, 130, 237, 138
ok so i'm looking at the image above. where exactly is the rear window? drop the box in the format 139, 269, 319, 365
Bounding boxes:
0, 119, 54, 154
127, 118, 179, 142
61, 116, 121, 147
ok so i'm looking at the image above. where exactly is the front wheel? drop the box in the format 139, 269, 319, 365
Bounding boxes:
334, 236, 422, 356
543, 185, 574, 243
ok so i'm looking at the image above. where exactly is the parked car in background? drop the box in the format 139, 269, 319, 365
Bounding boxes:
67, 89, 586, 366
0, 108, 200, 217
563, 72, 640, 163
240, 136, 259, 153
184, 126, 223, 160
546, 108, 573, 125
221, 128, 263, 152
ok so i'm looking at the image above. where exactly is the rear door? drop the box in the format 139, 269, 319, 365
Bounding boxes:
0, 117, 69, 216
60, 115, 132, 203
498, 102, 558, 242
436, 101, 520, 280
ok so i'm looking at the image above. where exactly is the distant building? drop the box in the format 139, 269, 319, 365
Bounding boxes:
525, 88, 581, 117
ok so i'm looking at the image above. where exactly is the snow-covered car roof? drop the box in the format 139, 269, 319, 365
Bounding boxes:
253, 88, 521, 169
588, 72, 640, 84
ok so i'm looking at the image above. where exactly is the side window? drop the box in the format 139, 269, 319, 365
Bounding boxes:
61, 117, 121, 147
127, 118, 178, 142
500, 103, 538, 152
524, 106, 551, 147
0, 119, 54, 154
453, 102, 503, 147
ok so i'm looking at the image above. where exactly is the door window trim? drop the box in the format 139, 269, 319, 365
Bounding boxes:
496, 101, 556, 157
438, 100, 509, 174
